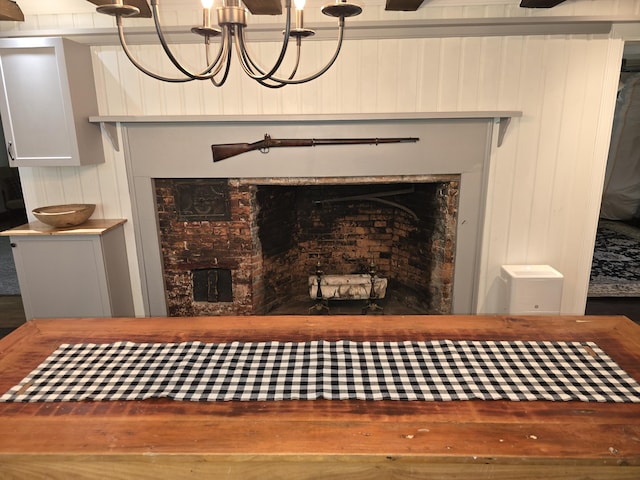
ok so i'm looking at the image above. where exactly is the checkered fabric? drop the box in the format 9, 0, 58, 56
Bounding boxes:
2, 340, 640, 403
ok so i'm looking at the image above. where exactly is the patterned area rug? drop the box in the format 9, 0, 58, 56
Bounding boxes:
589, 220, 640, 297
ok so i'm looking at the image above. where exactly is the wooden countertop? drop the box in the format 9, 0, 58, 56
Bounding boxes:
0, 315, 639, 479
0, 218, 126, 236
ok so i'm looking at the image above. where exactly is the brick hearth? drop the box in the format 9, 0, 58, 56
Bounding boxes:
155, 176, 459, 316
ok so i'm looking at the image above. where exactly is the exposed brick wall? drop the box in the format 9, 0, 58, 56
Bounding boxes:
155, 179, 259, 316
255, 186, 299, 314
155, 177, 459, 316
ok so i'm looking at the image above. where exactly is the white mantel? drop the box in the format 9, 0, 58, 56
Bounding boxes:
105, 112, 518, 316
89, 112, 520, 152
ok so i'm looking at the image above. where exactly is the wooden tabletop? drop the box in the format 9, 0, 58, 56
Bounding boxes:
0, 315, 639, 479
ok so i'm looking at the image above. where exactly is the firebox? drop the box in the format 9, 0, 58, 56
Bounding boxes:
155, 176, 459, 316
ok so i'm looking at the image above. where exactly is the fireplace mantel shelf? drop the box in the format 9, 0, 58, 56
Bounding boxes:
90, 111, 521, 151
89, 111, 521, 124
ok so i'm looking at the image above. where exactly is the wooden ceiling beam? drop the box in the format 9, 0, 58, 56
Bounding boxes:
0, 0, 24, 22
385, 0, 425, 12
519, 0, 566, 8
242, 0, 282, 15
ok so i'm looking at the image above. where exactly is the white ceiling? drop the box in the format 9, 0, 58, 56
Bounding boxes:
15, 0, 519, 15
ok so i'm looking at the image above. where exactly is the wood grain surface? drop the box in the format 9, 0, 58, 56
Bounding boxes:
0, 315, 639, 479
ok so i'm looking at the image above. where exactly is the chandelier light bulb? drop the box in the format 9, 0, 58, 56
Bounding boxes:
294, 0, 306, 10
200, 0, 215, 8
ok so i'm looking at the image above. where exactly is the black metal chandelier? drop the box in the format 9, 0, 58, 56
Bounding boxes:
93, 0, 363, 88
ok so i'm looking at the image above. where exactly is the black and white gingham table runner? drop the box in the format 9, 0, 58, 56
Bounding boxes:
2, 340, 640, 403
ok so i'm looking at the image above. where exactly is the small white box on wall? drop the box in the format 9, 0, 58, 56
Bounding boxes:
500, 265, 563, 315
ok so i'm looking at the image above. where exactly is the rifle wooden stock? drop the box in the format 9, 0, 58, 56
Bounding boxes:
211, 142, 256, 162
211, 134, 419, 162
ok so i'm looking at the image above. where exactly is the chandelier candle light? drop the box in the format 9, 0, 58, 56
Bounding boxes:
94, 0, 363, 87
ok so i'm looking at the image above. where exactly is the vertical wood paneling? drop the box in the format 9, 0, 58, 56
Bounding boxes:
505, 36, 545, 262
338, 41, 362, 113
526, 37, 571, 264
140, 48, 167, 115
547, 38, 592, 300
359, 39, 379, 112
396, 42, 421, 112
438, 38, 463, 110
161, 45, 187, 114
220, 64, 245, 114
201, 60, 226, 114
58, 167, 89, 203
93, 47, 127, 115
496, 37, 523, 109
417, 39, 442, 112
477, 124, 517, 313
476, 37, 525, 304
376, 40, 400, 112
563, 37, 624, 312
180, 45, 205, 115
458, 38, 482, 109
318, 41, 341, 114
476, 37, 502, 109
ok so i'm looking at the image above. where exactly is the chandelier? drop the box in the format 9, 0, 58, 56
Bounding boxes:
94, 0, 363, 88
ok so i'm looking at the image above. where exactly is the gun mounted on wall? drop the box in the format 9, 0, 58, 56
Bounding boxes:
211, 134, 420, 162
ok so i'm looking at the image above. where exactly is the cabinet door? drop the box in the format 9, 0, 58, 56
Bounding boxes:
0, 37, 104, 167
11, 236, 112, 319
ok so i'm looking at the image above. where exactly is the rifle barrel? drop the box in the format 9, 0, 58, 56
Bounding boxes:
310, 137, 418, 146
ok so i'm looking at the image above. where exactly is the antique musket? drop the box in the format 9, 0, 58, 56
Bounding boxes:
211, 134, 419, 162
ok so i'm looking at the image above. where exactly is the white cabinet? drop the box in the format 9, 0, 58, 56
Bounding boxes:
0, 37, 104, 167
1, 220, 134, 320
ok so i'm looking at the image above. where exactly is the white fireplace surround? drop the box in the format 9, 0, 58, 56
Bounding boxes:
106, 112, 519, 316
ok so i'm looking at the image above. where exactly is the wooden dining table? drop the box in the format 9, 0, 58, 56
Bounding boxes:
0, 314, 639, 479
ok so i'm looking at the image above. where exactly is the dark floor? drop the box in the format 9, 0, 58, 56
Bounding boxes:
0, 209, 28, 337
585, 297, 640, 324
0, 295, 26, 337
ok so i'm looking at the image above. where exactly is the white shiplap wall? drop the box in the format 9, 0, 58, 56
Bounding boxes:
9, 1, 640, 316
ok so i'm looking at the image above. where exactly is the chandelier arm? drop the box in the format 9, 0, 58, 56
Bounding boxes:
254, 17, 346, 86
235, 36, 290, 89
115, 15, 194, 83
236, 29, 268, 76
233, 4, 293, 83
210, 33, 234, 87
245, 44, 301, 88
206, 27, 233, 79
204, 35, 227, 77
287, 39, 302, 80
256, 78, 291, 88
233, 37, 288, 88
150, 0, 222, 80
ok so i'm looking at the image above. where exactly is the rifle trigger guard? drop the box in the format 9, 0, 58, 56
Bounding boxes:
260, 147, 270, 154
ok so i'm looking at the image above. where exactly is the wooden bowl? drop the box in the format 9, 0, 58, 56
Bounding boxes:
32, 204, 96, 228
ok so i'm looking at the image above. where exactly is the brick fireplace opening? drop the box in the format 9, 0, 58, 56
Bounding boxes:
155, 175, 459, 316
